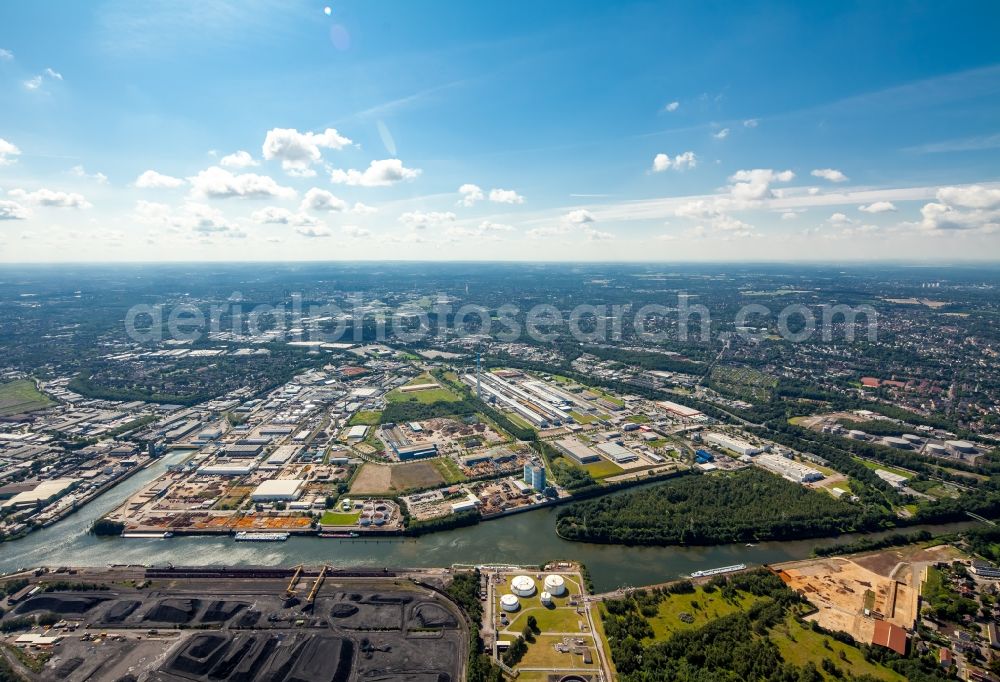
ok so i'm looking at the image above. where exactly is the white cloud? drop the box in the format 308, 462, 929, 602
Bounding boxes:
858, 201, 896, 214
713, 128, 730, 139
489, 188, 524, 204
219, 150, 258, 168
0, 200, 30, 220
781, 211, 799, 221
458, 183, 484, 206
663, 101, 680, 112
300, 187, 347, 213
0, 48, 12, 61
330, 158, 421, 187
673, 198, 756, 237
917, 202, 1000, 234
652, 151, 697, 172
583, 227, 614, 241
251, 206, 322, 227
351, 202, 378, 215
0, 138, 21, 166
187, 166, 296, 199
743, 119, 759, 128
296, 225, 332, 238
399, 210, 456, 229
727, 169, 795, 202
563, 209, 596, 224
342, 225, 371, 238
811, 168, 848, 183
70, 165, 109, 184
935, 185, 1000, 210
828, 212, 854, 225
134, 200, 245, 238
23, 67, 62, 91
262, 127, 352, 175
9, 188, 91, 209
445, 220, 515, 241
135, 170, 185, 189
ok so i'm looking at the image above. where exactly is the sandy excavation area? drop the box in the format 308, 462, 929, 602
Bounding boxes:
775, 555, 919, 644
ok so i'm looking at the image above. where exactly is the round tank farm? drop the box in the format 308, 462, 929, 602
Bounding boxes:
511, 575, 536, 597
543, 574, 567, 596
540, 591, 553, 606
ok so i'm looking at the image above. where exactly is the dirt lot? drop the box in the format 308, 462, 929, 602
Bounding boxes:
776, 555, 919, 645
350, 461, 445, 495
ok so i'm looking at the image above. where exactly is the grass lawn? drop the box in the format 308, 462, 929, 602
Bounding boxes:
387, 386, 462, 404
320, 510, 361, 525
517, 634, 598, 671
506, 412, 534, 430
504, 605, 584, 635
570, 411, 598, 424
433, 457, 467, 484
855, 458, 913, 479
626, 414, 650, 424
0, 379, 53, 417
770, 614, 905, 681
348, 410, 382, 426
644, 587, 759, 640
582, 459, 625, 480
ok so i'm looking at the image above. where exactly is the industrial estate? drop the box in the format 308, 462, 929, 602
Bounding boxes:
2, 262, 1000, 682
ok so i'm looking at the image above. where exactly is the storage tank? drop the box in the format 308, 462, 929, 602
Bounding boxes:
543, 574, 567, 596
499, 594, 520, 612
882, 437, 911, 449
359, 513, 372, 526
945, 440, 976, 454
540, 591, 553, 606
925, 443, 947, 456
373, 512, 386, 526
902, 434, 923, 444
511, 575, 536, 597
847, 430, 868, 440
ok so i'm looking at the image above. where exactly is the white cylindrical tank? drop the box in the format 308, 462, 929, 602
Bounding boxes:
925, 443, 947, 455
500, 594, 520, 612
543, 574, 567, 596
946, 440, 976, 453
511, 575, 536, 597
540, 591, 552, 606
902, 433, 923, 444
847, 430, 868, 440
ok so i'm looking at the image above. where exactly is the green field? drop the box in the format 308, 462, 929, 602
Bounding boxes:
854, 457, 913, 479
433, 457, 467, 484
582, 458, 625, 480
0, 379, 53, 417
770, 614, 905, 681
348, 410, 382, 426
625, 414, 650, 424
570, 410, 598, 424
319, 510, 361, 525
386, 376, 462, 405
643, 586, 759, 639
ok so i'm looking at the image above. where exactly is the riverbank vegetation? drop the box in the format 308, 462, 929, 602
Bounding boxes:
556, 469, 888, 546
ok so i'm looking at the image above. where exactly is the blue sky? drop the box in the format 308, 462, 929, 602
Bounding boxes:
1, 0, 999, 261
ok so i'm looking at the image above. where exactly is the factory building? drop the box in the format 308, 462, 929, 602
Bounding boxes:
0, 478, 79, 510
223, 442, 264, 458
553, 438, 601, 465
346, 425, 369, 442
754, 454, 824, 484
393, 442, 439, 461
523, 461, 546, 491
250, 479, 305, 502
874, 469, 908, 488
596, 442, 639, 464
705, 432, 762, 457
198, 464, 256, 476
656, 400, 704, 421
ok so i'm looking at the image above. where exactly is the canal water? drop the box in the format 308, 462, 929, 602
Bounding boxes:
0, 452, 978, 592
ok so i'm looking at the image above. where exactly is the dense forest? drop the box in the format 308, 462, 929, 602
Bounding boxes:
556, 469, 889, 545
